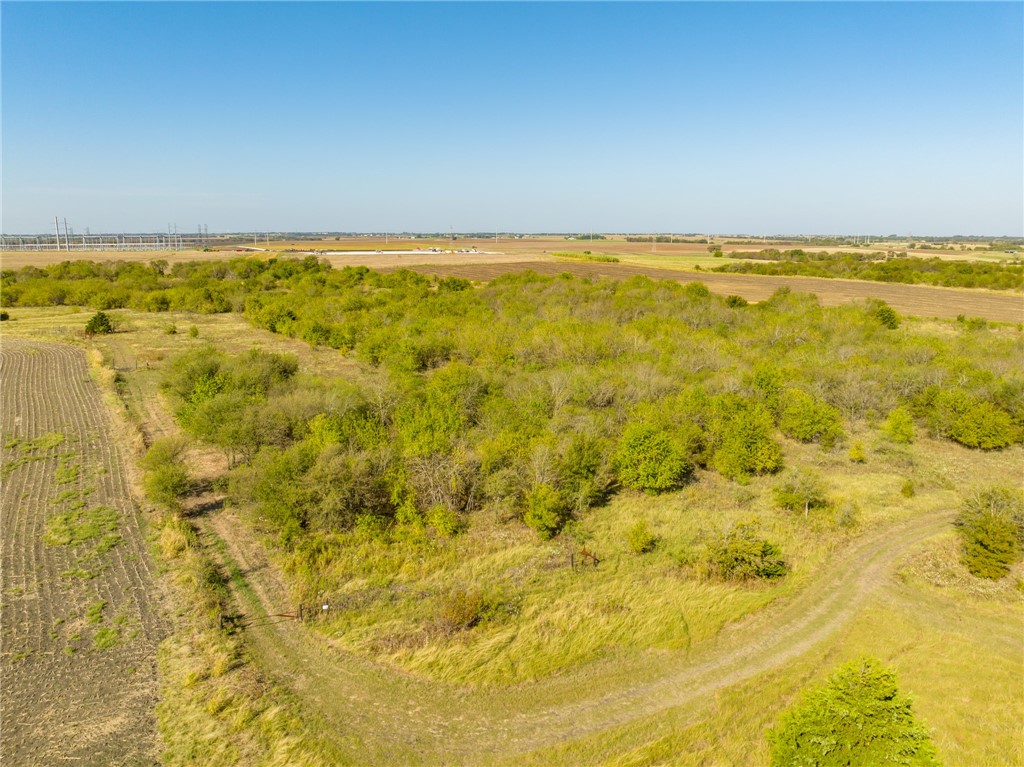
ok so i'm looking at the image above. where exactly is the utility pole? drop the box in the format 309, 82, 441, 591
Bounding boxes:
63, 218, 70, 251
55, 216, 61, 251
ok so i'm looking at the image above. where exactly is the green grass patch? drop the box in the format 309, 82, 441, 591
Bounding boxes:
1, 432, 70, 476
44, 504, 120, 547
54, 458, 80, 485
85, 599, 106, 624
93, 626, 119, 650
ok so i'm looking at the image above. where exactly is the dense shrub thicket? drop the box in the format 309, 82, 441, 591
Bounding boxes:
715, 250, 1023, 290
769, 657, 940, 766
105, 264, 1019, 559
6, 257, 1023, 562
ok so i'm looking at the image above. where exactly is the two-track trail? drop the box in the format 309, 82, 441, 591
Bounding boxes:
206, 496, 954, 765
0, 340, 168, 766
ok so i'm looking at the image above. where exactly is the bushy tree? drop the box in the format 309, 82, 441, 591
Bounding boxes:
769, 657, 940, 767
140, 437, 192, 510
557, 433, 612, 513
883, 406, 916, 444
614, 423, 691, 493
779, 389, 845, 447
84, 310, 113, 335
774, 469, 830, 518
523, 483, 568, 539
709, 400, 784, 482
954, 486, 1024, 579
931, 390, 1020, 449
704, 521, 787, 580
873, 302, 901, 329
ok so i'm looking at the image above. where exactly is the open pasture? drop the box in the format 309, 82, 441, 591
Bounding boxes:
0, 340, 168, 766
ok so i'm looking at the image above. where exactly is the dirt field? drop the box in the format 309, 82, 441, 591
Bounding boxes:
384, 260, 1024, 324
0, 340, 168, 766
2, 234, 999, 270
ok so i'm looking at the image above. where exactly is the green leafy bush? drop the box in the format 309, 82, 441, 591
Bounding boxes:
703, 521, 787, 580
626, 519, 658, 554
427, 504, 464, 538
145, 464, 193, 509
883, 406, 916, 444
779, 389, 845, 447
954, 487, 1024, 579
523, 484, 568, 539
931, 390, 1019, 449
614, 423, 691, 493
708, 400, 783, 482
769, 657, 940, 767
140, 437, 193, 509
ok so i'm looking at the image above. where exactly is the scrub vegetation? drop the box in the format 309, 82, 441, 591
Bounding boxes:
136, 265, 1022, 685
4, 258, 1022, 766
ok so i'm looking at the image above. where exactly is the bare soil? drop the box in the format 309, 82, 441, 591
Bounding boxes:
0, 340, 168, 766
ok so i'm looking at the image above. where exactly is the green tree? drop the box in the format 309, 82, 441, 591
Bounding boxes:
140, 437, 192, 510
931, 390, 1020, 449
614, 423, 691, 493
769, 657, 940, 767
873, 302, 901, 329
954, 486, 1024, 579
84, 310, 114, 335
523, 483, 568, 539
779, 389, 845, 448
711, 401, 784, 481
883, 406, 916, 444
774, 468, 830, 518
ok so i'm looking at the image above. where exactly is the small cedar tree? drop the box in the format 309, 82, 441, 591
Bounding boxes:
769, 657, 940, 767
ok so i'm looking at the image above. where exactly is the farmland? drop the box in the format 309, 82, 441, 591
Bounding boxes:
0, 340, 168, 765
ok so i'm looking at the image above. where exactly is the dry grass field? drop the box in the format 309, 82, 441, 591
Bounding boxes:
0, 340, 168, 766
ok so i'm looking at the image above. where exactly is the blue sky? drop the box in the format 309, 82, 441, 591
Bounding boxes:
3, 2, 1022, 235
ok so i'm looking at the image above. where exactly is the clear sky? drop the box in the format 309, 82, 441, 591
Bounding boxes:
2, 1, 1022, 235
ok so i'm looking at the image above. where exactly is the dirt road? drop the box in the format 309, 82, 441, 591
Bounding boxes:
205, 503, 954, 765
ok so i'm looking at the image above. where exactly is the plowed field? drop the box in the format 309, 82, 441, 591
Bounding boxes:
0, 340, 168, 766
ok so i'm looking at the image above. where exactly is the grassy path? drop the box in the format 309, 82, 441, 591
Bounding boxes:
201, 501, 954, 765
